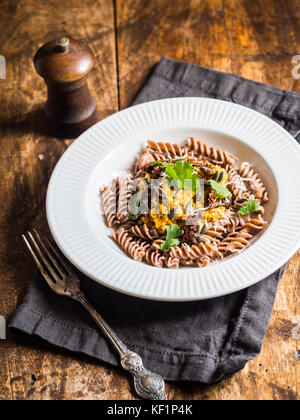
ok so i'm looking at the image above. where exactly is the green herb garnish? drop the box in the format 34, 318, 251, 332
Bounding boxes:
164, 159, 201, 194
128, 213, 140, 221
128, 190, 142, 220
238, 199, 259, 215
160, 224, 182, 251
149, 161, 169, 167
208, 179, 232, 199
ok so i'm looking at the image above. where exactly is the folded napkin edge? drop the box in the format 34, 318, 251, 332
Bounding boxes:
149, 57, 300, 120
156, 57, 300, 100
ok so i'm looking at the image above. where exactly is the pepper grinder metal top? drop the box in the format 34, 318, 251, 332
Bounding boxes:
34, 36, 98, 138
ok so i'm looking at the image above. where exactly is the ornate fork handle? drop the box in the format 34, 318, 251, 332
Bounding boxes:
75, 292, 167, 400
22, 230, 167, 401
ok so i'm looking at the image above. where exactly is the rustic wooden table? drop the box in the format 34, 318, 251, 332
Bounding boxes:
0, 0, 299, 400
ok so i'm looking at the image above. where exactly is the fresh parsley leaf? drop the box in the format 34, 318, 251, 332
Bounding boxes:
208, 179, 232, 199
128, 190, 142, 220
128, 212, 140, 220
149, 161, 168, 167
160, 224, 182, 251
165, 163, 179, 182
164, 159, 201, 193
175, 160, 193, 186
238, 199, 259, 215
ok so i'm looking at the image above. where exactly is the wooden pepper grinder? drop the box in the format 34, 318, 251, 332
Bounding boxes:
34, 36, 98, 138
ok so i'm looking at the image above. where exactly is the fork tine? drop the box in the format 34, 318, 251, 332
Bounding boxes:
32, 229, 68, 278
26, 231, 61, 283
22, 234, 57, 289
33, 229, 71, 275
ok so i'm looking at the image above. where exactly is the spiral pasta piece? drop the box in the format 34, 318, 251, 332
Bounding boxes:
101, 183, 119, 227
170, 241, 218, 260
147, 140, 184, 158
117, 174, 133, 222
136, 148, 156, 171
238, 162, 268, 201
143, 248, 165, 267
146, 148, 167, 162
146, 141, 194, 161
164, 256, 180, 269
218, 232, 236, 255
130, 224, 159, 241
185, 137, 237, 166
227, 167, 250, 200
179, 256, 211, 267
238, 214, 267, 231
112, 228, 146, 261
151, 239, 165, 250
218, 229, 253, 255
257, 205, 265, 216
204, 225, 228, 242
181, 258, 196, 267
216, 208, 239, 229
195, 256, 211, 267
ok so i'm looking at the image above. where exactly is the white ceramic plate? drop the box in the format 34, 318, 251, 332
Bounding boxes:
46, 97, 300, 301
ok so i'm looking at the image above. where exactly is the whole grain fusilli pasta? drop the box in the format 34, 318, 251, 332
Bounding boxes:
143, 247, 165, 267
130, 224, 159, 241
227, 167, 250, 201
218, 228, 253, 255
238, 162, 268, 202
170, 241, 218, 260
164, 256, 180, 269
117, 174, 133, 222
112, 227, 145, 262
101, 182, 119, 227
185, 137, 237, 166
102, 138, 269, 268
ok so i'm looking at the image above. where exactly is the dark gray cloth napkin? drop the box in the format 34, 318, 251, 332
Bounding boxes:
10, 57, 300, 383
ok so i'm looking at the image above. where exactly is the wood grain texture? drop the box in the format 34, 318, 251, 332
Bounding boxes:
116, 0, 300, 400
116, 0, 300, 108
0, 0, 119, 401
0, 0, 299, 400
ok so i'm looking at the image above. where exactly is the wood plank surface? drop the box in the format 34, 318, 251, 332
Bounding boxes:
0, 0, 120, 401
116, 0, 300, 401
0, 0, 299, 400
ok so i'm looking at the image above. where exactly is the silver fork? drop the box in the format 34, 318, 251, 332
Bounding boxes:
22, 229, 167, 401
